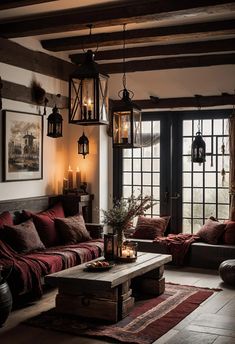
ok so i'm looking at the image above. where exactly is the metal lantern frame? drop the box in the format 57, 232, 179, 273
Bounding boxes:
112, 89, 142, 148
78, 132, 89, 158
47, 105, 63, 138
112, 24, 142, 148
191, 120, 206, 163
69, 49, 109, 126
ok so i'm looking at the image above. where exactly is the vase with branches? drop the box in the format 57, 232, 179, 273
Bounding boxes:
101, 194, 156, 256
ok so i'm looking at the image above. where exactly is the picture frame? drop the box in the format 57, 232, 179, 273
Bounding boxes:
2, 110, 43, 182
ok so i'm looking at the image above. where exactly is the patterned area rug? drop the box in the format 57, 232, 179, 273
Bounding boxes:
25, 283, 217, 344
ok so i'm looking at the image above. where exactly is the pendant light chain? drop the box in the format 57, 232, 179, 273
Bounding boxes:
122, 24, 127, 90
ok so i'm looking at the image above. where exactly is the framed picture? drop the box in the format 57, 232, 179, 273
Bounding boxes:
2, 110, 43, 182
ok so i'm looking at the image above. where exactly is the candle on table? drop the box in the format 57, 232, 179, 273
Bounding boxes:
76, 167, 81, 189
63, 178, 68, 190
68, 165, 73, 189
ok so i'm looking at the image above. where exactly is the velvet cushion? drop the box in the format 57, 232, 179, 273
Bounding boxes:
132, 216, 170, 240
196, 218, 226, 244
32, 214, 59, 247
24, 202, 65, 247
22, 202, 65, 220
55, 215, 92, 244
223, 221, 235, 245
1, 219, 45, 253
0, 211, 13, 229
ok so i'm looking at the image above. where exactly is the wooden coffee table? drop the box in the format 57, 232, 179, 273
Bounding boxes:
45, 252, 172, 322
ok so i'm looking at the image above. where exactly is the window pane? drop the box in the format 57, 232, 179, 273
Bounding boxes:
193, 188, 203, 202
193, 219, 203, 233
153, 159, 160, 171
153, 173, 159, 185
123, 173, 132, 185
183, 156, 192, 171
183, 138, 192, 155
183, 120, 192, 135
218, 204, 229, 219
142, 159, 151, 171
205, 189, 216, 203
183, 173, 191, 187
183, 203, 191, 218
133, 159, 141, 171
123, 186, 132, 198
193, 203, 203, 218
133, 173, 141, 185
205, 173, 216, 187
183, 188, 191, 202
218, 188, 229, 203
205, 203, 216, 218
123, 159, 132, 171
193, 173, 203, 187
143, 173, 151, 185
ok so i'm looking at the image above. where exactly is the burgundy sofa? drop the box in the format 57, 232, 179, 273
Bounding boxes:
0, 195, 104, 301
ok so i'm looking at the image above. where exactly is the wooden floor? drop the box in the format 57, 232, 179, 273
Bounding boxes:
0, 266, 235, 344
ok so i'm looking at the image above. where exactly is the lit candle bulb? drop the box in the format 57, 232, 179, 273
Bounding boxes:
68, 165, 73, 189
122, 122, 128, 143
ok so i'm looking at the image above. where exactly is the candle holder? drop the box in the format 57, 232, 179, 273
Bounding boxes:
118, 240, 138, 263
104, 234, 117, 261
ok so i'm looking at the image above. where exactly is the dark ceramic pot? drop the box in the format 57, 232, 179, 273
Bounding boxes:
0, 266, 13, 327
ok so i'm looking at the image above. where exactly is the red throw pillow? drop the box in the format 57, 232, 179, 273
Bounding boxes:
23, 203, 65, 247
22, 202, 65, 220
132, 216, 170, 240
1, 220, 45, 253
32, 213, 58, 247
55, 214, 92, 244
0, 211, 13, 229
41, 202, 65, 219
196, 218, 226, 244
223, 221, 235, 245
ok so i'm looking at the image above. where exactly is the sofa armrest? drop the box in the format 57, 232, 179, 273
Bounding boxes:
85, 223, 104, 239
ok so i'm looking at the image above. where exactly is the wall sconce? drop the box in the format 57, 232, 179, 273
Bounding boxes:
78, 132, 89, 158
69, 25, 109, 125
112, 24, 141, 148
47, 105, 63, 138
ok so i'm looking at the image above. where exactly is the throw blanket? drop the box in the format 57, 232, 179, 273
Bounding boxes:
154, 233, 200, 265
0, 239, 103, 299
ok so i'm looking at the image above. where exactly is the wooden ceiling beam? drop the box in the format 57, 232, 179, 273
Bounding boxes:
111, 94, 235, 109
0, 0, 56, 10
101, 53, 235, 74
42, 19, 235, 52
70, 38, 235, 64
0, 0, 234, 38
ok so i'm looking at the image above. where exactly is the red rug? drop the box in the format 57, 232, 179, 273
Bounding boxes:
25, 283, 217, 344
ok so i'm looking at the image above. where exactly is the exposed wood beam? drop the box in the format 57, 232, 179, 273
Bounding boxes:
1, 80, 68, 108
42, 19, 235, 52
2, 79, 234, 109
0, 0, 234, 38
101, 53, 235, 74
0, 38, 75, 82
0, 1, 57, 10
70, 38, 235, 64
111, 95, 235, 109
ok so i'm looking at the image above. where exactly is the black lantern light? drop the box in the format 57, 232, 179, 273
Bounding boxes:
78, 132, 89, 158
69, 26, 109, 125
47, 105, 63, 138
192, 120, 206, 163
112, 24, 142, 148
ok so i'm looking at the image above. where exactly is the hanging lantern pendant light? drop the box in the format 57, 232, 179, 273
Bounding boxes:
78, 131, 89, 158
69, 25, 109, 126
112, 24, 142, 148
192, 119, 206, 164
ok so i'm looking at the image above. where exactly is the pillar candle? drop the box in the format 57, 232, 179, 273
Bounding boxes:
76, 167, 81, 189
68, 166, 73, 189
63, 178, 68, 190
